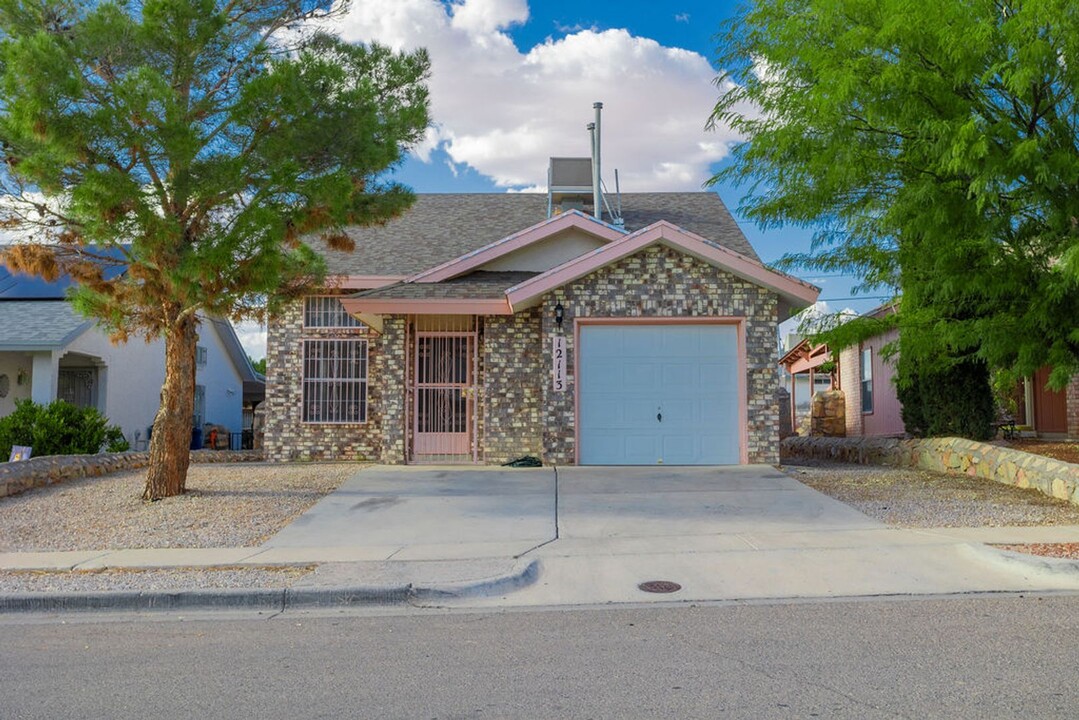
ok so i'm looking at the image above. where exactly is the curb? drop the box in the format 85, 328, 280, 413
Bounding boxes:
961, 543, 1079, 581
0, 559, 541, 614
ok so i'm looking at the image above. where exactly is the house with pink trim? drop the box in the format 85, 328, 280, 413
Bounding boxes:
262, 188, 819, 466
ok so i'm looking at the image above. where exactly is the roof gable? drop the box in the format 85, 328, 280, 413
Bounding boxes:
505, 221, 819, 314
407, 210, 625, 283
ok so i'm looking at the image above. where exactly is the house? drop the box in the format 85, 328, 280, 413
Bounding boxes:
835, 305, 904, 438
1010, 369, 1079, 438
0, 260, 264, 450
778, 304, 904, 438
263, 168, 820, 466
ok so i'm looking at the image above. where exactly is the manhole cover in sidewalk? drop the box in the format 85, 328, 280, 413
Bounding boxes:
638, 580, 682, 594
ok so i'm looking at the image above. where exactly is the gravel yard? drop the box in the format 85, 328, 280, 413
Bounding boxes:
0, 565, 314, 594
0, 462, 361, 552
784, 458, 1079, 527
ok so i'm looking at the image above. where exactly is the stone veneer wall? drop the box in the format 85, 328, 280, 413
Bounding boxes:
0, 449, 262, 499
482, 309, 544, 463
782, 435, 1079, 506
377, 316, 408, 464
263, 299, 382, 462
538, 244, 781, 465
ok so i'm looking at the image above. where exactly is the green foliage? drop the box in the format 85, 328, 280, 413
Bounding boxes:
0, 399, 129, 459
896, 357, 996, 441
249, 356, 266, 375
711, 0, 1079, 388
0, 1, 430, 334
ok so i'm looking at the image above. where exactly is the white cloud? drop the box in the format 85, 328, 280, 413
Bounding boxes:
333, 0, 743, 191
675, 13, 690, 23
233, 320, 268, 361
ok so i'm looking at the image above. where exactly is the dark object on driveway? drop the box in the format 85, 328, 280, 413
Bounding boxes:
503, 456, 542, 468
638, 581, 682, 594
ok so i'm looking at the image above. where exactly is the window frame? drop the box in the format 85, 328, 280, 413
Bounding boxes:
193, 384, 206, 427
303, 295, 365, 330
860, 346, 874, 415
301, 338, 369, 425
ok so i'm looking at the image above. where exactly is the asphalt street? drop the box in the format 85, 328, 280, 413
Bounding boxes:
3, 594, 1078, 719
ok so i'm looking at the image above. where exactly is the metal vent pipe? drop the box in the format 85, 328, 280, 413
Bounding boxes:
592, 101, 603, 220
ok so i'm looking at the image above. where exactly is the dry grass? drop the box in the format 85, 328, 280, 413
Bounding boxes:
0, 462, 362, 552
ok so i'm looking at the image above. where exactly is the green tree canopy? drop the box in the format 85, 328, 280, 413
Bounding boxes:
0, 0, 430, 498
710, 0, 1079, 393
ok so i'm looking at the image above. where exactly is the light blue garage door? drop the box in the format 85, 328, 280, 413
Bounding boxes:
578, 324, 741, 465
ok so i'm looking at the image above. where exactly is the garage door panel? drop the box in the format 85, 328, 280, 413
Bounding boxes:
622, 362, 658, 387
579, 324, 742, 466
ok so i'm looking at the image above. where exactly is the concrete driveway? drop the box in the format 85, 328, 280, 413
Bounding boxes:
262, 464, 1079, 606
263, 464, 881, 560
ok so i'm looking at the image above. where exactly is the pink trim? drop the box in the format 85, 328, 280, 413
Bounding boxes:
405, 210, 626, 284
508, 221, 819, 310
572, 317, 749, 466
339, 297, 511, 315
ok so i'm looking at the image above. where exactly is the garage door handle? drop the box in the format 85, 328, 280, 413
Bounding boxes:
656, 412, 662, 422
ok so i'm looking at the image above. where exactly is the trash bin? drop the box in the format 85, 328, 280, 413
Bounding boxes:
190, 426, 203, 450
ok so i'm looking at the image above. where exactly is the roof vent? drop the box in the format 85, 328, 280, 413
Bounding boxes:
546, 102, 623, 228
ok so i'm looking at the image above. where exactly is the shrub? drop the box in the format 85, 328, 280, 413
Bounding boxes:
0, 399, 129, 460
897, 358, 996, 441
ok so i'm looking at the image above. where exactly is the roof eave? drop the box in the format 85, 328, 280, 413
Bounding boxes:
339, 297, 513, 316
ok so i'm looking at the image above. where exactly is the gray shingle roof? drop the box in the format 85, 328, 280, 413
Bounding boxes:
0, 301, 91, 350
356, 271, 538, 300
311, 192, 758, 276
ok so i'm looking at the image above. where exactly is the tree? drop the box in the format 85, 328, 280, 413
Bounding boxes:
249, 355, 266, 375
0, 1, 429, 499
709, 0, 1079, 417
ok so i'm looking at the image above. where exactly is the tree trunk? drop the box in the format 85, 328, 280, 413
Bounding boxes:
143, 315, 199, 501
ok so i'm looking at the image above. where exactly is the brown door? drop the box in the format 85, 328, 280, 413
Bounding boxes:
1033, 366, 1067, 433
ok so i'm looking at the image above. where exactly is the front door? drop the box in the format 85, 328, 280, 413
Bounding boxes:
412, 333, 477, 462
1033, 366, 1067, 434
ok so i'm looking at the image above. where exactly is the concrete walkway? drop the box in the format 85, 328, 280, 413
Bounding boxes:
3, 464, 1079, 611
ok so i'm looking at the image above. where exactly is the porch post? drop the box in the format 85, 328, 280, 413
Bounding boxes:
377, 316, 408, 464
30, 351, 58, 405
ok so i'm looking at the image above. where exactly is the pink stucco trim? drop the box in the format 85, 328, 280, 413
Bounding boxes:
405, 210, 626, 284
339, 297, 512, 315
572, 317, 749, 466
507, 221, 819, 311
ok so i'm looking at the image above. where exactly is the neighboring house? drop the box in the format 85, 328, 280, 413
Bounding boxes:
778, 338, 835, 433
263, 168, 820, 466
0, 261, 264, 449
835, 305, 905, 438
1011, 368, 1079, 438
778, 304, 904, 438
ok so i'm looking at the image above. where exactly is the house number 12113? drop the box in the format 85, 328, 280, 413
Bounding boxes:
552, 336, 567, 392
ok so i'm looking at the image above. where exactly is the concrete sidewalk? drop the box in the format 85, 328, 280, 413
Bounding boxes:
2, 524, 1079, 612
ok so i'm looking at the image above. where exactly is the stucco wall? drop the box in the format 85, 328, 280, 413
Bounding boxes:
538, 244, 781, 465
263, 299, 382, 462
782, 435, 1079, 507
0, 352, 33, 417
62, 317, 244, 445
861, 329, 904, 437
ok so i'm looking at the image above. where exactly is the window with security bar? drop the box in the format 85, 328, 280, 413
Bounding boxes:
302, 339, 368, 423
303, 296, 365, 329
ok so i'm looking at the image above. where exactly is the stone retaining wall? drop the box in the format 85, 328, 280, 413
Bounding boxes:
782, 436, 1079, 506
0, 450, 263, 499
